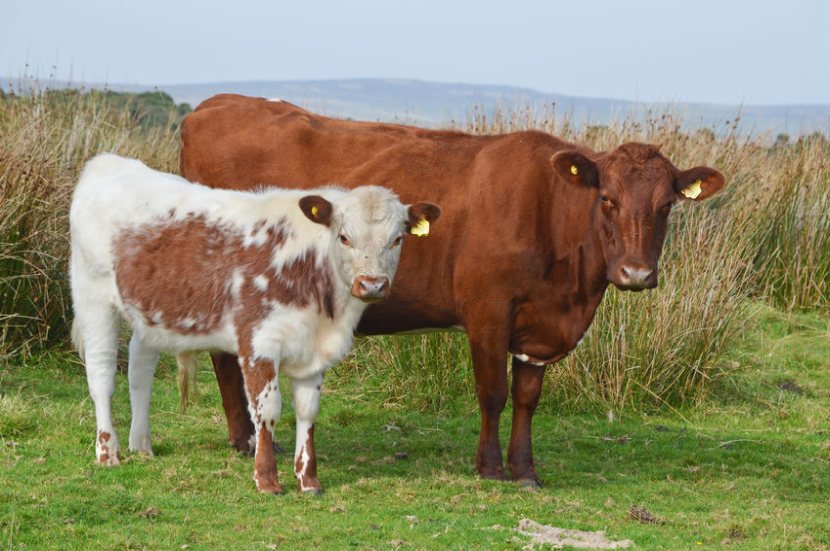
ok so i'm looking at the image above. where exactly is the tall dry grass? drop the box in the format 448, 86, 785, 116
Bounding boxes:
2, 91, 827, 413
0, 87, 180, 362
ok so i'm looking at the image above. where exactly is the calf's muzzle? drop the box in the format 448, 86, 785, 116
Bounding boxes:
351, 275, 390, 302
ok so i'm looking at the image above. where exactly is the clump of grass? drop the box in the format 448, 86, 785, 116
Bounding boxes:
748, 136, 830, 310
336, 332, 475, 413
0, 393, 35, 438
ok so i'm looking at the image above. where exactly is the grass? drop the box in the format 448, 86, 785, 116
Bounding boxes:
2, 307, 829, 549
2, 86, 830, 411
0, 87, 182, 361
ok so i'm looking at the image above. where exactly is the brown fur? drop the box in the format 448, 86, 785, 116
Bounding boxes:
114, 213, 335, 331
180, 95, 725, 484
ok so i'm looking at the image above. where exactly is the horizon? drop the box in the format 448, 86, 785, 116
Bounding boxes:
4, 75, 830, 110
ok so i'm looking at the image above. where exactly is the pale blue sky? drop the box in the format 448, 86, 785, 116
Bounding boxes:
2, 0, 828, 105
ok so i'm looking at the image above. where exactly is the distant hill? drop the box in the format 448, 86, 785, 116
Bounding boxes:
3, 77, 829, 137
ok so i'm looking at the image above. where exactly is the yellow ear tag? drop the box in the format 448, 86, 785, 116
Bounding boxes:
570, 164, 579, 176
311, 205, 319, 217
681, 179, 703, 199
410, 217, 430, 237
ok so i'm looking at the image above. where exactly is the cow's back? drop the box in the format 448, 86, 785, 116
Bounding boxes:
180, 95, 572, 332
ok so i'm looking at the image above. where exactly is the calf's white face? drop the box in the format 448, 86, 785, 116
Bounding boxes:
299, 186, 441, 302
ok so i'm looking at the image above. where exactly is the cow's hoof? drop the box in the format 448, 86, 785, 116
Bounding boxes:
233, 439, 256, 457
300, 487, 323, 496
515, 477, 543, 491
477, 468, 506, 481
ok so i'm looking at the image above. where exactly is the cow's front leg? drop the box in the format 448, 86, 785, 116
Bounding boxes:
238, 356, 282, 494
507, 358, 545, 487
466, 320, 510, 480
292, 374, 323, 494
211, 351, 257, 455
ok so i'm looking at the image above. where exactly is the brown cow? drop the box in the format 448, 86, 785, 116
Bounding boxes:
180, 94, 725, 486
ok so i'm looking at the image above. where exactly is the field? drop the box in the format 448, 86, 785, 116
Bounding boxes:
1, 88, 829, 549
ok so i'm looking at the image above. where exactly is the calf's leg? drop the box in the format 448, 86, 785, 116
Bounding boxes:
292, 374, 323, 494
127, 334, 159, 455
77, 306, 121, 466
507, 358, 545, 487
211, 351, 256, 454
239, 356, 283, 494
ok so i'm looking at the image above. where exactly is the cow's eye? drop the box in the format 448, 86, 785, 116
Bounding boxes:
600, 194, 610, 202
659, 202, 674, 213
391, 235, 403, 248
339, 233, 351, 246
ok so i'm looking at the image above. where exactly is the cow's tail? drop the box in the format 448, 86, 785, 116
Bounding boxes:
176, 352, 199, 413
71, 318, 85, 359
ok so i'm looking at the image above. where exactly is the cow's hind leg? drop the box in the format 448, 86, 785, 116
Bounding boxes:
127, 334, 159, 456
211, 351, 257, 455
77, 306, 121, 466
508, 358, 545, 487
239, 356, 283, 494
292, 374, 323, 495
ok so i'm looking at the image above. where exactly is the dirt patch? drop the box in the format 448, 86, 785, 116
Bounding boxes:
517, 519, 633, 549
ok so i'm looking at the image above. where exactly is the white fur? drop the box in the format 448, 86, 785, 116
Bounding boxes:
70, 153, 415, 467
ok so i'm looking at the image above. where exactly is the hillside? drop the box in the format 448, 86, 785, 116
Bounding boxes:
3, 77, 829, 137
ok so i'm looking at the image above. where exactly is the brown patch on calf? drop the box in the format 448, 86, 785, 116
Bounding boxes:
294, 425, 321, 493
114, 214, 336, 336
97, 430, 118, 465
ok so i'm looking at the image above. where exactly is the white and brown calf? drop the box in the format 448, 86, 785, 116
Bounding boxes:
69, 154, 440, 494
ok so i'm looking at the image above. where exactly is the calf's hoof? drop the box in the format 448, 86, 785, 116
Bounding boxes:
97, 452, 121, 467
255, 481, 284, 495
296, 476, 323, 495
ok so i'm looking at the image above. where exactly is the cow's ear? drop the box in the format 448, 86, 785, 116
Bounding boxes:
406, 202, 441, 237
551, 151, 600, 188
299, 195, 333, 226
675, 166, 725, 201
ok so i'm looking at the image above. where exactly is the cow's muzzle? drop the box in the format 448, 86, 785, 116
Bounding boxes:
610, 262, 658, 291
351, 275, 390, 303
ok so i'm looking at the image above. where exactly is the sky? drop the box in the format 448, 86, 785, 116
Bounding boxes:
1, 0, 828, 106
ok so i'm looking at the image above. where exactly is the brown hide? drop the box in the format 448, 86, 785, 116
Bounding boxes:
180, 94, 725, 484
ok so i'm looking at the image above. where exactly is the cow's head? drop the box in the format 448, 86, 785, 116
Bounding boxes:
299, 186, 441, 302
552, 143, 724, 291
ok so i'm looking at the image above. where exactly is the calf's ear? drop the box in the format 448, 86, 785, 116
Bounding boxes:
299, 195, 333, 226
551, 151, 600, 188
675, 166, 725, 201
406, 202, 441, 237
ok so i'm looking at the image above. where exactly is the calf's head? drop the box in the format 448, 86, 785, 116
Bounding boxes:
299, 186, 441, 302
552, 143, 725, 291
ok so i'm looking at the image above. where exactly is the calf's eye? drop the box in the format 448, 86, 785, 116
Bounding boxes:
600, 194, 610, 202
339, 234, 351, 246
391, 235, 403, 247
